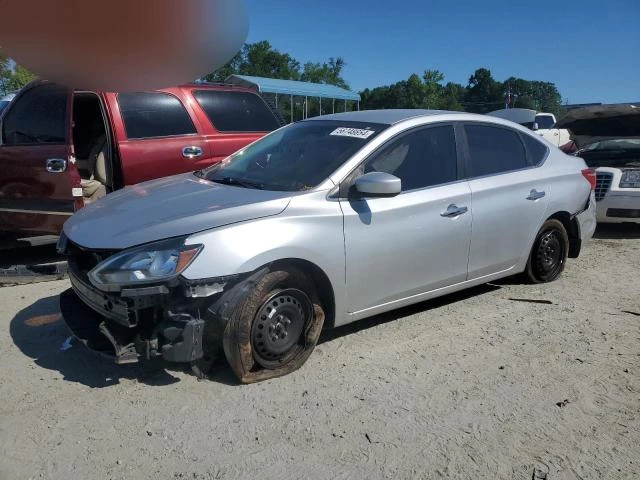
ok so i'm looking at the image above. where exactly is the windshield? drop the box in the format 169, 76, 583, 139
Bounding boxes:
535, 115, 555, 129
579, 139, 640, 168
200, 120, 388, 191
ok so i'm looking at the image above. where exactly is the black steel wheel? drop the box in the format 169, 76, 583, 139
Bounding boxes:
222, 267, 326, 383
525, 219, 569, 283
250, 288, 312, 368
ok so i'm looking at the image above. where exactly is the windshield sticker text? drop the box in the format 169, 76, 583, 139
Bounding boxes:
330, 127, 375, 139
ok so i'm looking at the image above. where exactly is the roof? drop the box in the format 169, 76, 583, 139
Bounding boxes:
226, 74, 361, 101
305, 109, 456, 124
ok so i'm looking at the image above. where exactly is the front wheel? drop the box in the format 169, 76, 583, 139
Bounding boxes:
524, 219, 569, 283
222, 267, 325, 383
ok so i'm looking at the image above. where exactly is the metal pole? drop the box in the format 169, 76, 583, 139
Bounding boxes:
319, 97, 322, 116
357, 100, 360, 111
344, 99, 347, 112
305, 97, 308, 119
275, 93, 278, 108
290, 95, 293, 123
332, 99, 335, 113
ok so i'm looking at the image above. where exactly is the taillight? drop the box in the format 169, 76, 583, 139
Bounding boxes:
581, 168, 596, 190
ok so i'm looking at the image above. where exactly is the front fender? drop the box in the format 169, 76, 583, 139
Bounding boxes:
181, 193, 346, 321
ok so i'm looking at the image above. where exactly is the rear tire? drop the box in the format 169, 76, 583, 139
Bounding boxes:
525, 219, 569, 283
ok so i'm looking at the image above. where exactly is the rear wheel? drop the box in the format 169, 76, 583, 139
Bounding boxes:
525, 219, 569, 283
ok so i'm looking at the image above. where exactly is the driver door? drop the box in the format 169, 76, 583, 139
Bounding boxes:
340, 124, 472, 317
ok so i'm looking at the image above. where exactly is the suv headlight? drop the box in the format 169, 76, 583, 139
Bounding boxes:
620, 170, 640, 188
89, 238, 203, 290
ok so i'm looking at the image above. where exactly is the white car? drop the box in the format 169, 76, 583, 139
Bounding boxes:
58, 110, 597, 383
557, 104, 640, 223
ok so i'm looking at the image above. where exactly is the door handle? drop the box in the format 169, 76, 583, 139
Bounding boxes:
46, 158, 67, 173
526, 189, 546, 201
182, 146, 203, 158
440, 204, 468, 217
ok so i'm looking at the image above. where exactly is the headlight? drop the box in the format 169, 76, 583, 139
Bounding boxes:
89, 238, 203, 290
620, 170, 640, 188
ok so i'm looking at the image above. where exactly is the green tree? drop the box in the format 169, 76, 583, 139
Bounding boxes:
503, 77, 562, 114
0, 55, 36, 95
6, 64, 36, 92
300, 57, 349, 89
463, 68, 504, 113
440, 82, 466, 111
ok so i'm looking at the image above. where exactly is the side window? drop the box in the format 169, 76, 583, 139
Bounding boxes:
193, 90, 280, 132
2, 84, 68, 145
465, 124, 527, 177
363, 125, 457, 191
521, 133, 549, 166
118, 92, 196, 139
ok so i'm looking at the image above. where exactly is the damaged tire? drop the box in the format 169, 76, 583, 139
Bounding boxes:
222, 267, 325, 383
525, 219, 569, 283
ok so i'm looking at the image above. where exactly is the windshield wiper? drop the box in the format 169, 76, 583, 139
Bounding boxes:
211, 176, 265, 190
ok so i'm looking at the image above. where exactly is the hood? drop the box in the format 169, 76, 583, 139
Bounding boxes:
64, 173, 293, 249
556, 104, 640, 148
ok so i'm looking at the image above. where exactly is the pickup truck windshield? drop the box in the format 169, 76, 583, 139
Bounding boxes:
200, 120, 388, 191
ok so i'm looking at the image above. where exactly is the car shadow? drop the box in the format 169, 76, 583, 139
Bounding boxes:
11, 283, 503, 388
319, 283, 501, 344
9, 294, 186, 388
593, 223, 640, 239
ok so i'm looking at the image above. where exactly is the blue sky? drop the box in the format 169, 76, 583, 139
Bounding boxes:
244, 0, 639, 104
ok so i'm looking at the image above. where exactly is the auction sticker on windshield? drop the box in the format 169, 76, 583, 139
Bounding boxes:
330, 127, 376, 139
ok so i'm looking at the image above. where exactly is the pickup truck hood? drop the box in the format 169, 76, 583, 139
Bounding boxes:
64, 173, 293, 250
556, 104, 640, 148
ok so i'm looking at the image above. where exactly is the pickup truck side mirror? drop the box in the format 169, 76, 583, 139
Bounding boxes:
531, 122, 539, 131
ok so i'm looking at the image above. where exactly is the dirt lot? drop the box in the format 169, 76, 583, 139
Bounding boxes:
0, 226, 638, 480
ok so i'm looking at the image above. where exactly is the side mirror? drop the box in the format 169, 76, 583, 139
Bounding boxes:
531, 122, 539, 131
354, 172, 401, 197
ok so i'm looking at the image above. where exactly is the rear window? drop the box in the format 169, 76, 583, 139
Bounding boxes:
535, 114, 555, 129
193, 90, 280, 133
118, 92, 196, 139
465, 124, 527, 177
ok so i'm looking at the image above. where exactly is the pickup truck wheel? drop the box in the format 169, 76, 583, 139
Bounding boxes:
525, 219, 569, 283
223, 268, 325, 384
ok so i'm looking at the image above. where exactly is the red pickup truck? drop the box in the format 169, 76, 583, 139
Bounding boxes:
0, 81, 283, 240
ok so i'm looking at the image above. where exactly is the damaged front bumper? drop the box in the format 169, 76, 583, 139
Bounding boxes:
60, 255, 232, 365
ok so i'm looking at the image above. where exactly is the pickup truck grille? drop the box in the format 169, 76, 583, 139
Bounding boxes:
595, 172, 613, 202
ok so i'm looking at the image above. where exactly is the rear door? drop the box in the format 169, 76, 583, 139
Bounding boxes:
462, 123, 550, 279
190, 89, 282, 163
109, 90, 210, 185
0, 82, 81, 237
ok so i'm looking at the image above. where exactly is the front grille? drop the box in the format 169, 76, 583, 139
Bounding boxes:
65, 241, 117, 281
595, 172, 613, 201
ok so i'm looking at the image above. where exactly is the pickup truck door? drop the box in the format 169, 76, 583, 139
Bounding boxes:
106, 90, 211, 186
0, 82, 82, 237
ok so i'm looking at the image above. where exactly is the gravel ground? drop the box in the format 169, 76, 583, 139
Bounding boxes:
0, 225, 638, 480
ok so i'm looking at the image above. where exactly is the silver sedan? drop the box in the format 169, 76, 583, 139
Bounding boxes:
59, 110, 597, 383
